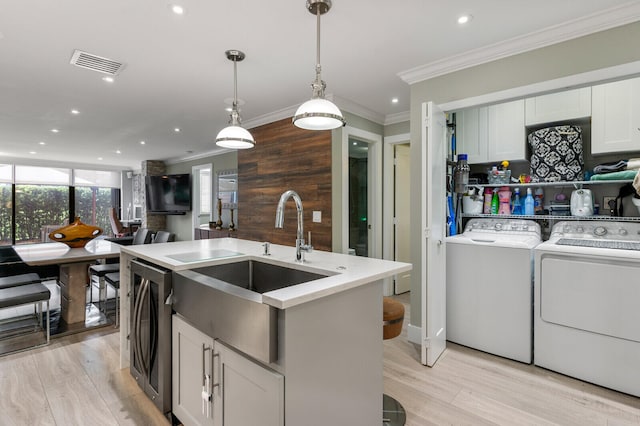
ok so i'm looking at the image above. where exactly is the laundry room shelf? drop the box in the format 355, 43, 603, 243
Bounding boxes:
477, 179, 634, 188
461, 213, 640, 222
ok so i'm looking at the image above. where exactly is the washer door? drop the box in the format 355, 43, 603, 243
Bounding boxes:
540, 255, 640, 343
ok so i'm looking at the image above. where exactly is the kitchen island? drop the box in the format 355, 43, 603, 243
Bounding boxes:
119, 238, 411, 426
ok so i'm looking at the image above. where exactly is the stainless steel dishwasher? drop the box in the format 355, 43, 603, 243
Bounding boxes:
130, 259, 172, 416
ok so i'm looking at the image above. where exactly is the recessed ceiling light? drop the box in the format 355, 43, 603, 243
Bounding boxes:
51, 128, 59, 133
102, 76, 114, 83
29, 151, 36, 155
174, 127, 181, 133
97, 157, 103, 161
116, 149, 122, 154
39, 141, 46, 145
457, 14, 472, 24
140, 140, 146, 145
70, 109, 80, 115
391, 98, 399, 104
171, 4, 184, 15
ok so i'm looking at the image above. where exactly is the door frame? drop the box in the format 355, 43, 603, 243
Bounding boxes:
191, 163, 213, 238
341, 126, 383, 258
383, 133, 410, 295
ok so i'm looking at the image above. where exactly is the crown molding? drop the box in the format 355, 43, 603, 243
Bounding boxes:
166, 147, 235, 165
399, 2, 640, 84
384, 111, 410, 126
439, 60, 640, 112
243, 104, 297, 130
332, 95, 385, 125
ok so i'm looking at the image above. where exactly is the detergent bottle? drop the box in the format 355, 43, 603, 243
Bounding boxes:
498, 188, 511, 215
491, 189, 499, 215
524, 188, 535, 216
512, 187, 523, 215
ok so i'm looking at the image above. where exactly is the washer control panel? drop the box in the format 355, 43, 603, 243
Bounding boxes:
550, 221, 640, 242
464, 219, 541, 236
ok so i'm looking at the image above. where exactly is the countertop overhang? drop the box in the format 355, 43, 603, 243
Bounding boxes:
120, 238, 412, 309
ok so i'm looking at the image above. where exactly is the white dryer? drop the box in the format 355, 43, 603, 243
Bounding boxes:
446, 218, 541, 363
534, 221, 640, 397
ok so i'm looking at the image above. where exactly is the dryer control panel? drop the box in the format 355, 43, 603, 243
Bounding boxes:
550, 221, 640, 241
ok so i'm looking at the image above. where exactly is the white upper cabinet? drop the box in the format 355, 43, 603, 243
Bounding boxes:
485, 99, 526, 162
525, 87, 591, 125
456, 107, 486, 164
592, 77, 640, 154
457, 99, 525, 164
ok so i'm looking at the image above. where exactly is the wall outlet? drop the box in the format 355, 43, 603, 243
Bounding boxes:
312, 211, 322, 223
603, 196, 617, 213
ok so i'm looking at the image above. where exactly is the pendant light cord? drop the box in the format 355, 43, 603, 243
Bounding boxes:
316, 7, 321, 75
233, 57, 238, 111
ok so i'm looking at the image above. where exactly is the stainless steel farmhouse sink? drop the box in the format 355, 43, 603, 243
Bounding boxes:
172, 260, 330, 364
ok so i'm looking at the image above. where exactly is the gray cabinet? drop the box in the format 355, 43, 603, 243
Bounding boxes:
119, 251, 133, 368
172, 314, 284, 426
173, 314, 215, 426
214, 340, 284, 426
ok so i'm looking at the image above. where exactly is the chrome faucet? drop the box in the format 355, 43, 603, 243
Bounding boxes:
275, 190, 313, 262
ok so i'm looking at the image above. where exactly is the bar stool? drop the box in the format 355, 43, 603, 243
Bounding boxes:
88, 263, 120, 313
383, 297, 406, 426
104, 272, 120, 328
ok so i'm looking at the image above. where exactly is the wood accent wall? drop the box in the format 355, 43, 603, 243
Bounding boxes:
237, 118, 332, 251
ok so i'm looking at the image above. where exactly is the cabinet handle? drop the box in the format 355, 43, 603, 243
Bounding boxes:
201, 374, 212, 418
213, 352, 221, 396
202, 344, 212, 418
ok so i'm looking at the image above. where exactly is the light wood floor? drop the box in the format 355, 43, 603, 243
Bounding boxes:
385, 292, 640, 426
1, 292, 639, 425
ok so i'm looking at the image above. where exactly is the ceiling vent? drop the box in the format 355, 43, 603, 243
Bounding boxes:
69, 49, 125, 75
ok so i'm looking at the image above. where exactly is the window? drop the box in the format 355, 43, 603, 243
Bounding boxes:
0, 183, 11, 246
74, 169, 121, 237
14, 184, 69, 245
0, 164, 124, 244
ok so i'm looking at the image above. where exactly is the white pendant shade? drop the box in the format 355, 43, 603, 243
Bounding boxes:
215, 125, 255, 149
293, 97, 345, 130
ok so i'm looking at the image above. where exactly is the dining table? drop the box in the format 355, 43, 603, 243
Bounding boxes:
12, 239, 121, 336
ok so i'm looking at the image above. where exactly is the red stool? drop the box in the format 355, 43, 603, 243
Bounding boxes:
383, 297, 406, 426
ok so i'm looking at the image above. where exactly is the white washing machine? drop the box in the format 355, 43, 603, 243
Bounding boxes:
534, 221, 640, 397
446, 218, 541, 363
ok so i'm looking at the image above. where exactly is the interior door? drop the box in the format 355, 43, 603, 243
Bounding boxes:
394, 144, 411, 294
421, 101, 447, 366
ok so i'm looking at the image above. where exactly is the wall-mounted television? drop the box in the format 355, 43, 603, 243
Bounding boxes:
145, 174, 192, 214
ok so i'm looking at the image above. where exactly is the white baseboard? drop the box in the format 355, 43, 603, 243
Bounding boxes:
407, 323, 421, 345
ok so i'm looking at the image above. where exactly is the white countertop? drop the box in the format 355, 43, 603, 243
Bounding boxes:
13, 239, 121, 266
120, 238, 412, 309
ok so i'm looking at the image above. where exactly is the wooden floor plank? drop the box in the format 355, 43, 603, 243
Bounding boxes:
0, 291, 638, 425
385, 292, 640, 426
0, 351, 57, 425
44, 374, 119, 425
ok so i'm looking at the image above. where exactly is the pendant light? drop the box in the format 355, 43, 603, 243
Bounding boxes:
293, 0, 346, 130
215, 50, 255, 149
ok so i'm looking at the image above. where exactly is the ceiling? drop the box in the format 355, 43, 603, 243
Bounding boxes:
1, 0, 639, 170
